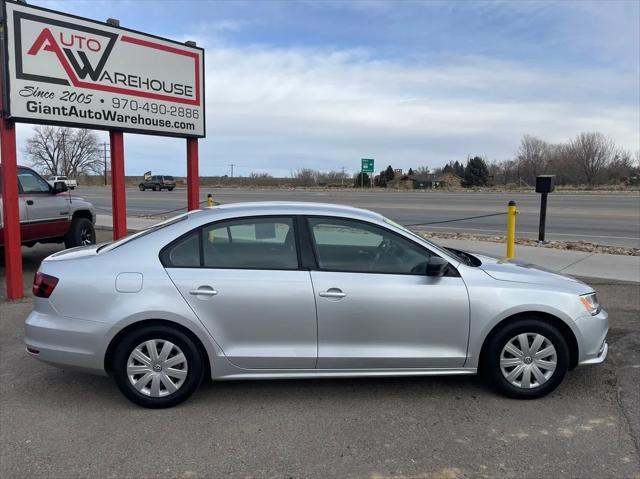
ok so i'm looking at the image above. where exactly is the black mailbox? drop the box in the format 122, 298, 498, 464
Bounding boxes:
535, 175, 555, 194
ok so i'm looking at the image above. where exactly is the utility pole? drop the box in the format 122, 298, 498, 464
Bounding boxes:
229, 163, 235, 178
341, 166, 345, 186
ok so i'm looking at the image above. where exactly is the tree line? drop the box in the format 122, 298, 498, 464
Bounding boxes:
486, 132, 638, 186
23, 126, 638, 188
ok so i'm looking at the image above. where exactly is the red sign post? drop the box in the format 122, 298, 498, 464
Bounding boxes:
1, 1, 205, 298
0, 96, 23, 299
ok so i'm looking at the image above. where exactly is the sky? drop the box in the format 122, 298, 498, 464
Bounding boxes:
12, 0, 640, 177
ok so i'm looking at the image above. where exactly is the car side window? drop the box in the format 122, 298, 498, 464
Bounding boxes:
202, 217, 298, 269
308, 217, 433, 274
18, 168, 51, 194
164, 231, 200, 267
161, 217, 299, 270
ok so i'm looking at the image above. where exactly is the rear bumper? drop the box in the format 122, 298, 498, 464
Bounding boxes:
25, 310, 109, 375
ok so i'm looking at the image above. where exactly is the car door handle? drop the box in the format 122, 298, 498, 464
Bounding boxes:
189, 288, 218, 296
319, 289, 347, 299
26, 200, 34, 205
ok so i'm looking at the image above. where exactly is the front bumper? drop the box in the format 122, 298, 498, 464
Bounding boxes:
25, 310, 109, 375
575, 308, 609, 366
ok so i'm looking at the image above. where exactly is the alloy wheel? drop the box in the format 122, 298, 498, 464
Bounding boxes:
499, 333, 557, 389
80, 226, 93, 246
126, 339, 188, 397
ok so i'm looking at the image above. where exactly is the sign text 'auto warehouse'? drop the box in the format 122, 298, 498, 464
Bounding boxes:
2, 0, 205, 137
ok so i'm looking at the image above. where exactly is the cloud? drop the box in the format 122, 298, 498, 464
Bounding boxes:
14, 0, 640, 177
187, 42, 638, 176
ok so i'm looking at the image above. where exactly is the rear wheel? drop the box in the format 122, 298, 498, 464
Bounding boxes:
168, 187, 174, 191
64, 217, 96, 248
139, 184, 145, 191
154, 184, 161, 191
111, 325, 204, 408
483, 318, 568, 399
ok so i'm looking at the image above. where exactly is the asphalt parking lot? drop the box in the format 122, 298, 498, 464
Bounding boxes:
1, 234, 639, 478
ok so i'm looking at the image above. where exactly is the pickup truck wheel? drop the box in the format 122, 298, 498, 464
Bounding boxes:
64, 217, 96, 248
168, 187, 174, 191
139, 184, 146, 191
154, 184, 160, 191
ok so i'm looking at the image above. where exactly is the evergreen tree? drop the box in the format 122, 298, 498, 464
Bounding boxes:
353, 172, 371, 188
408, 168, 415, 176
453, 161, 465, 177
384, 165, 395, 182
463, 156, 490, 187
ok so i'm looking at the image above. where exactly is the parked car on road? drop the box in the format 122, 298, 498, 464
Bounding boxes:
0, 166, 96, 254
25, 202, 607, 408
139, 175, 176, 191
47, 175, 77, 190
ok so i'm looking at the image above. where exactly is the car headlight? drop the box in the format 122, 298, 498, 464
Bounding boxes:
580, 293, 601, 316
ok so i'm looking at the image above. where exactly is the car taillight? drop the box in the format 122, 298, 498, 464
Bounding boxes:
32, 272, 59, 298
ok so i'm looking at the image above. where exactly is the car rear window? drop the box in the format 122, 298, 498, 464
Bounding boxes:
97, 214, 189, 253
163, 176, 174, 181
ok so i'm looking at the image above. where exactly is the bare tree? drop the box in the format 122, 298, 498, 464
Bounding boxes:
568, 132, 615, 184
516, 135, 549, 183
249, 172, 272, 178
24, 126, 102, 178
292, 168, 318, 186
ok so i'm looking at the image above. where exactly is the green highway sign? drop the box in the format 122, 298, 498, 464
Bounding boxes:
361, 158, 375, 173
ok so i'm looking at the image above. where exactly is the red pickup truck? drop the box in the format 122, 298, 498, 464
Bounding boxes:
0, 165, 96, 254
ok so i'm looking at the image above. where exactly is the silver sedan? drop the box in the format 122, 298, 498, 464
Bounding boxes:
25, 202, 608, 408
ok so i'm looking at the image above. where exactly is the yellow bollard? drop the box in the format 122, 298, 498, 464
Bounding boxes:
207, 193, 214, 207
505, 200, 517, 259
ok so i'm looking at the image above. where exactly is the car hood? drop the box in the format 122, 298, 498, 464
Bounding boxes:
467, 251, 592, 293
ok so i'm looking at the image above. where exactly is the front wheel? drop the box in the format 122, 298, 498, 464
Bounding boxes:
64, 217, 96, 248
139, 184, 145, 191
111, 325, 204, 408
483, 319, 569, 399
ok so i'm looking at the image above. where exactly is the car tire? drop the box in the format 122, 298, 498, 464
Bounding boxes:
168, 187, 174, 191
139, 184, 145, 191
111, 325, 204, 408
483, 318, 569, 399
64, 217, 96, 248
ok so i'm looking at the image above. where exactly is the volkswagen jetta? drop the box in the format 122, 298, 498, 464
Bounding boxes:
25, 202, 608, 408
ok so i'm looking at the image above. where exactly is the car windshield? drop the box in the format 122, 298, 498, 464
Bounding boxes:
97, 213, 189, 253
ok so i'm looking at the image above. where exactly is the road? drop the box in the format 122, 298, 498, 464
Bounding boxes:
77, 187, 640, 247
1, 234, 639, 478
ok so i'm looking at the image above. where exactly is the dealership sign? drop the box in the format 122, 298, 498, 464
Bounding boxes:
1, 0, 205, 137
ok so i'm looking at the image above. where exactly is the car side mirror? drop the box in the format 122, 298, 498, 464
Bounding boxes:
426, 256, 449, 277
52, 181, 68, 194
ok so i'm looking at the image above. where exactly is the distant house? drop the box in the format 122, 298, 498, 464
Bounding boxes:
387, 173, 460, 189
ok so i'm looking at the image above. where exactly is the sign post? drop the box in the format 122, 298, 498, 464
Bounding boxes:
535, 175, 555, 242
0, 0, 206, 298
361, 158, 374, 188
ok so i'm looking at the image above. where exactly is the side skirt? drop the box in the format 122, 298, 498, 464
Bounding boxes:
214, 368, 477, 381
